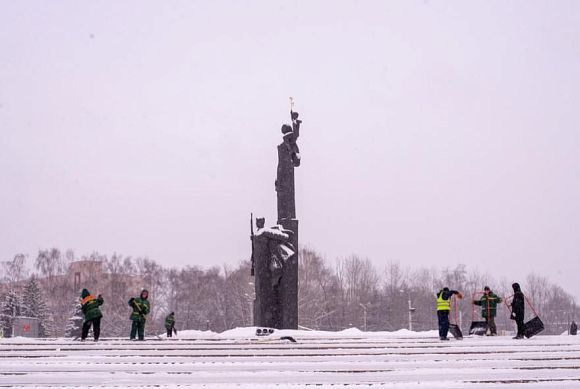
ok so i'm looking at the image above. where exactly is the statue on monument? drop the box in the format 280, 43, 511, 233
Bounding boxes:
251, 100, 301, 329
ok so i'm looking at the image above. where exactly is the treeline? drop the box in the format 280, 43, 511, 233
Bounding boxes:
0, 247, 577, 337
299, 249, 577, 335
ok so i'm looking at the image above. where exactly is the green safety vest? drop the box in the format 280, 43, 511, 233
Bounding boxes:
436, 293, 451, 311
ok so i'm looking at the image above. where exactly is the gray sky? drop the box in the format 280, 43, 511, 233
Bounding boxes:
1, 1, 579, 297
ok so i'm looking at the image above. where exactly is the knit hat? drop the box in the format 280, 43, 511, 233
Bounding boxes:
81, 288, 90, 298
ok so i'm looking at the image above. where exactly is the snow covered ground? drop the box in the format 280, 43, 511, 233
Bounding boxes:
1, 328, 580, 388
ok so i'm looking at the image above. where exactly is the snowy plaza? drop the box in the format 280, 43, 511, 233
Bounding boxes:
2, 329, 580, 388
3, 2, 580, 388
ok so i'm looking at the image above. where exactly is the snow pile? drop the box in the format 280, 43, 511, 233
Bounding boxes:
167, 326, 438, 340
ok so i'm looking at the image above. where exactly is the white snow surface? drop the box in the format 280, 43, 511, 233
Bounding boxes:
1, 328, 580, 388
168, 326, 438, 340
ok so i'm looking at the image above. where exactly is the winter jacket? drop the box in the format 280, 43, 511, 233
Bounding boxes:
510, 283, 525, 321
80, 289, 103, 322
436, 289, 461, 311
165, 313, 175, 330
129, 297, 150, 322
474, 291, 502, 318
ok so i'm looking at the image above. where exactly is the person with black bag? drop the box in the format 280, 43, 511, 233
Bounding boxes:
510, 283, 525, 339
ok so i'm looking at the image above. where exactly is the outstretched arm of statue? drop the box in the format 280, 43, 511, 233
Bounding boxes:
291, 111, 301, 139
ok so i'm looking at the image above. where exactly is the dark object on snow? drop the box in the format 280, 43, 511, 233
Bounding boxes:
524, 316, 544, 338
252, 103, 302, 330
449, 324, 463, 340
280, 336, 297, 343
571, 321, 577, 335
256, 328, 275, 336
469, 321, 487, 336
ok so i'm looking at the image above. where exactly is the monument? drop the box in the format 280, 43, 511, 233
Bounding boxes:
250, 100, 301, 329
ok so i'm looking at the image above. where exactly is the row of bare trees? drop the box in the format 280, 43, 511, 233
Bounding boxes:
1, 247, 577, 337
298, 248, 578, 335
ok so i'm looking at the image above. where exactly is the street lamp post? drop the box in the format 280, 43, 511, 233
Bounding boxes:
359, 303, 368, 332
243, 293, 254, 327
408, 296, 416, 331
401, 289, 416, 331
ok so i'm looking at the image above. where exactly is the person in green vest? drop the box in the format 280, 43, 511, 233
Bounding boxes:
128, 289, 150, 340
165, 312, 176, 338
436, 287, 463, 341
80, 288, 104, 342
473, 286, 502, 336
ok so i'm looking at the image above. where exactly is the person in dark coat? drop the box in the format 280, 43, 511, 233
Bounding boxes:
473, 286, 502, 335
165, 312, 176, 338
510, 282, 525, 339
129, 289, 150, 340
80, 288, 104, 341
570, 321, 577, 336
436, 287, 463, 341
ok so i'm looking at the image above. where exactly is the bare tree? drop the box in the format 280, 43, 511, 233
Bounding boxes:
1, 254, 29, 284
298, 247, 334, 330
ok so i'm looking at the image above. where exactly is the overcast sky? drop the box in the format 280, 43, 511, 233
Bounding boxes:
1, 1, 579, 298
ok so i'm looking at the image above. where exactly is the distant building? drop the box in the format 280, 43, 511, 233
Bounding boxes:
67, 260, 147, 297
69, 260, 105, 291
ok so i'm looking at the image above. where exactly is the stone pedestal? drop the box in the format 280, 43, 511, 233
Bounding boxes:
279, 218, 298, 329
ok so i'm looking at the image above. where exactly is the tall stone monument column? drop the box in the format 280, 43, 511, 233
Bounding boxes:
275, 111, 301, 330
251, 105, 301, 330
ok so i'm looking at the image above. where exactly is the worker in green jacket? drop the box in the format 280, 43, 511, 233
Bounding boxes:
80, 288, 104, 341
165, 312, 176, 338
128, 289, 150, 340
473, 286, 502, 335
